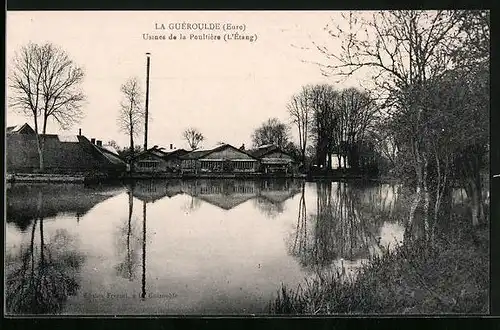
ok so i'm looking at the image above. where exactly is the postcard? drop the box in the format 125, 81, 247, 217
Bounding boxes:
5, 10, 490, 316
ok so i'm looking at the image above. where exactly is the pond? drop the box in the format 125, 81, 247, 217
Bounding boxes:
5, 179, 408, 315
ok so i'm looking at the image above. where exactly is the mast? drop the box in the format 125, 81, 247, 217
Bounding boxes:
144, 52, 151, 151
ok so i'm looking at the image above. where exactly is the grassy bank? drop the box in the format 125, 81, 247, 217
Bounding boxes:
269, 223, 489, 314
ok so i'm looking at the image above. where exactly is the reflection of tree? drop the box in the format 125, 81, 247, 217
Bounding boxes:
290, 182, 309, 266
289, 182, 391, 273
5, 192, 85, 314
252, 196, 285, 218
114, 189, 141, 281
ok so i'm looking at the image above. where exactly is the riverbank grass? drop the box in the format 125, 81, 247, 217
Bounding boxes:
269, 225, 489, 314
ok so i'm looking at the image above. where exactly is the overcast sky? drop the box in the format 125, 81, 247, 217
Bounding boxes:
6, 11, 365, 150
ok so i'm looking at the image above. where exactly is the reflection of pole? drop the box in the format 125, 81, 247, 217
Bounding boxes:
141, 201, 147, 300
40, 218, 45, 264
127, 190, 133, 280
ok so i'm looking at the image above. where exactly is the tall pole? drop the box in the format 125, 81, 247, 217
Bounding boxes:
144, 52, 151, 151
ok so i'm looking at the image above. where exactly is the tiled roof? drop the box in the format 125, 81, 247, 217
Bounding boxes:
248, 144, 280, 158
179, 144, 259, 160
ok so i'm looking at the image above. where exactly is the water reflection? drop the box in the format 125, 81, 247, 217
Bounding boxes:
129, 179, 302, 213
6, 183, 122, 231
5, 197, 85, 314
288, 182, 405, 277
5, 183, 123, 314
114, 191, 141, 281
124, 179, 303, 301
6, 179, 410, 314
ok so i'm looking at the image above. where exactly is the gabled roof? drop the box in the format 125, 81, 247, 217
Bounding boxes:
95, 144, 127, 166
179, 144, 259, 160
248, 144, 291, 159
179, 149, 214, 160
132, 146, 189, 161
162, 148, 189, 160
101, 144, 120, 155
6, 123, 36, 135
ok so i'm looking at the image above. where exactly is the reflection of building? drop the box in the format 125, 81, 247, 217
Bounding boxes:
181, 180, 258, 210
181, 179, 301, 211
127, 178, 302, 211
131, 146, 189, 173
6, 123, 126, 175
258, 179, 301, 204
6, 183, 122, 231
179, 144, 259, 174
249, 144, 295, 174
134, 180, 184, 202
131, 180, 183, 202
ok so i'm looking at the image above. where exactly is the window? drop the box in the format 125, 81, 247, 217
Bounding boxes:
138, 161, 159, 168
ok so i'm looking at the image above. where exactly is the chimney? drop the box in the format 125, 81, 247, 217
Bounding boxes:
91, 138, 96, 144
170, 143, 173, 150
78, 128, 81, 136
96, 140, 102, 147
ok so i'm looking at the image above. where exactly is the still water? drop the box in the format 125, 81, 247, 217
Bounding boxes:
5, 179, 407, 315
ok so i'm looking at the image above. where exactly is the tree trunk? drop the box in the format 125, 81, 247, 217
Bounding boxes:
37, 145, 45, 172
33, 120, 45, 172
130, 132, 134, 155
469, 178, 480, 227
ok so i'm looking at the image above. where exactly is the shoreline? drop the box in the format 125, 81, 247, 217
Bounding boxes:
269, 222, 489, 315
6, 172, 400, 184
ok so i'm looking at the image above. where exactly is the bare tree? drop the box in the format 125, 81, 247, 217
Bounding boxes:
307, 84, 340, 169
314, 10, 489, 229
251, 118, 290, 149
106, 140, 121, 151
337, 88, 378, 169
117, 77, 144, 155
183, 128, 204, 150
8, 42, 86, 171
287, 86, 313, 166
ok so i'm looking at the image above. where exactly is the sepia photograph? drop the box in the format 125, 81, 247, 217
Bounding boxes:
4, 10, 490, 315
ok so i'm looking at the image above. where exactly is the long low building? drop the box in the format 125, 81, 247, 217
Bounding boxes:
6, 123, 126, 175
179, 144, 259, 174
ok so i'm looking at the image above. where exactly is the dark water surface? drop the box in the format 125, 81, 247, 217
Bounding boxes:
5, 179, 408, 315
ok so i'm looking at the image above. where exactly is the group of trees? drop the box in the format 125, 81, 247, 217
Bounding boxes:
287, 85, 379, 171
251, 84, 379, 174
314, 10, 489, 228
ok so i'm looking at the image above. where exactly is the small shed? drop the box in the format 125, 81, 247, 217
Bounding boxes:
130, 146, 189, 173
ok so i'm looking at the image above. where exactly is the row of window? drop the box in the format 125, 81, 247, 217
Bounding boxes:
199, 160, 255, 169
138, 161, 159, 168
199, 185, 256, 194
